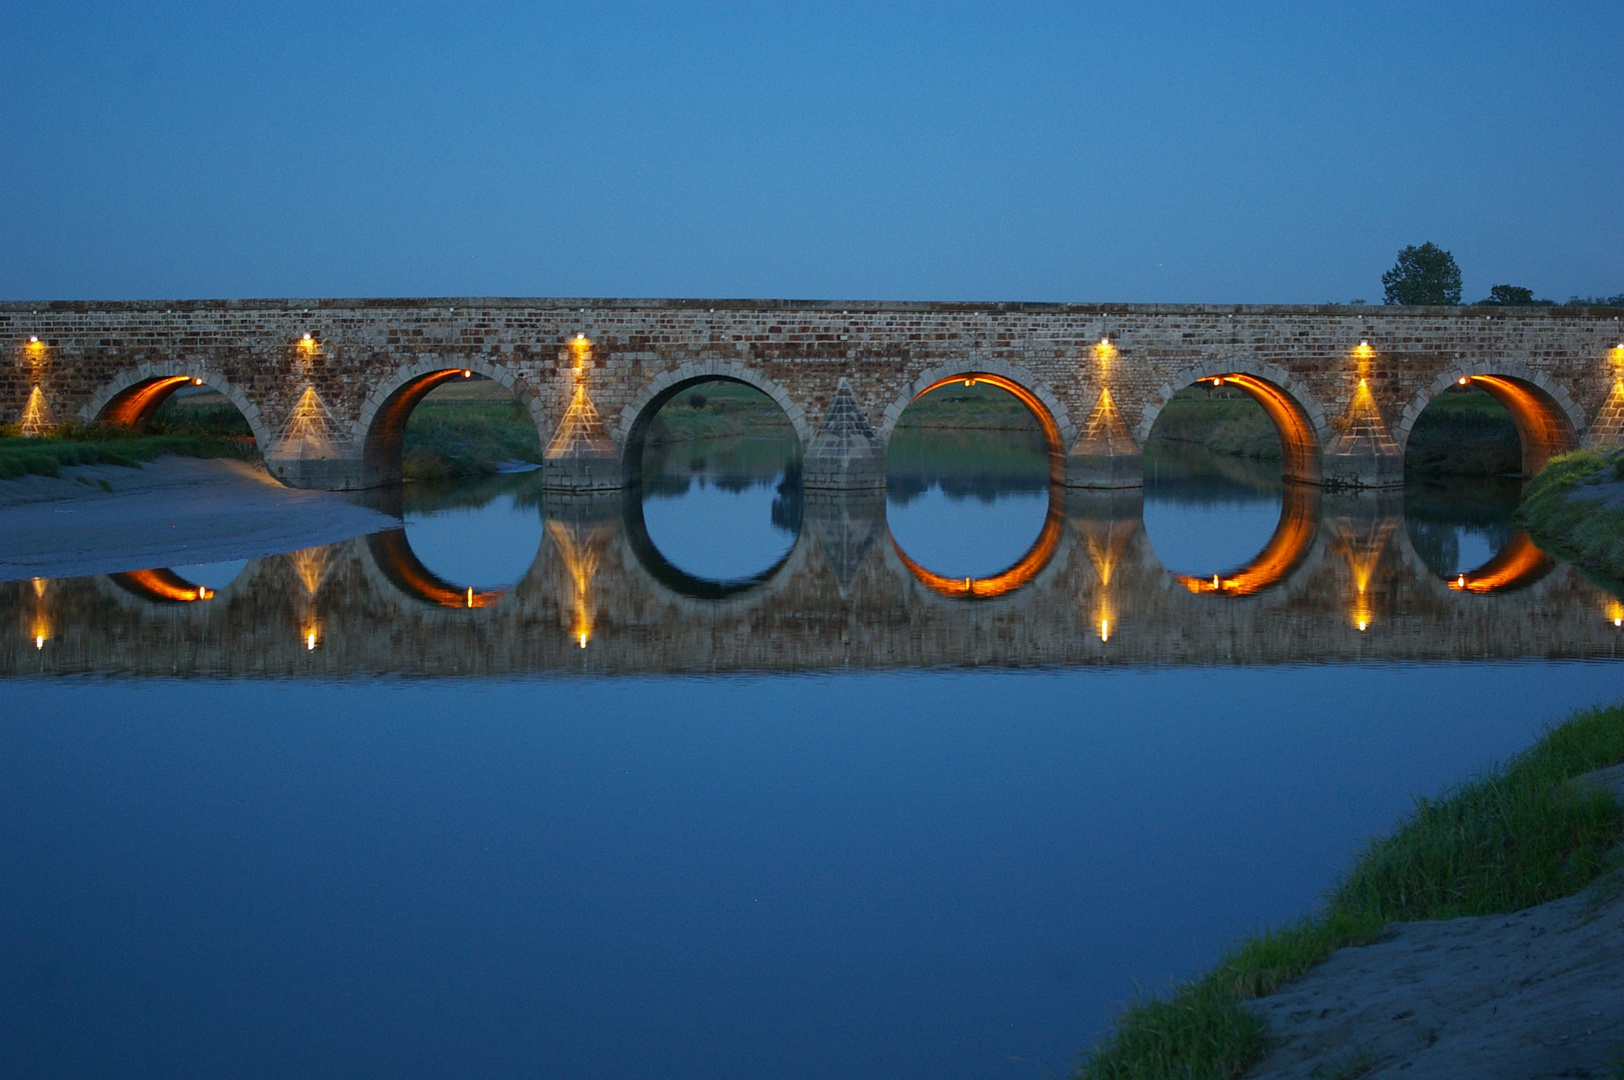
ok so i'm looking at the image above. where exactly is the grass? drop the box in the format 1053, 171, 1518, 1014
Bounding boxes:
1150, 389, 1282, 461
0, 422, 259, 480
1403, 388, 1521, 477
1514, 449, 1624, 582
1074, 702, 1624, 1080
896, 382, 1039, 431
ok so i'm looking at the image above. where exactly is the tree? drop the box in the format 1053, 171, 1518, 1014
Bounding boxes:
1382, 243, 1462, 305
1478, 284, 1554, 306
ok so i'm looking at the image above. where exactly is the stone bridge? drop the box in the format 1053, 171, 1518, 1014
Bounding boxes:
4, 298, 1623, 490
7, 487, 1622, 678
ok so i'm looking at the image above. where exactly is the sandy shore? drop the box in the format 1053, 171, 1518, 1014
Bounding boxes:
0, 456, 398, 582
1244, 764, 1624, 1079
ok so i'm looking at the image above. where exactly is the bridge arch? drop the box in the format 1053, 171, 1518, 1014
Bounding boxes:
880, 360, 1075, 472
356, 357, 540, 488
617, 361, 813, 486
1138, 360, 1328, 485
1395, 361, 1583, 477
81, 363, 274, 449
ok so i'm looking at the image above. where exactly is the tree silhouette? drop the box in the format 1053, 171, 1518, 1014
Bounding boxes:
1382, 243, 1462, 305
1478, 284, 1554, 305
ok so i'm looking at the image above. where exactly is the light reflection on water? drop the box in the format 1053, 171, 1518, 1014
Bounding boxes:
4, 428, 1623, 1080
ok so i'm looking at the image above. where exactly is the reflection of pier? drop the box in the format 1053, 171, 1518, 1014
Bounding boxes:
6, 487, 1622, 677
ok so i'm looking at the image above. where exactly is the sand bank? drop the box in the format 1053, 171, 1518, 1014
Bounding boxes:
1245, 764, 1624, 1079
0, 456, 398, 582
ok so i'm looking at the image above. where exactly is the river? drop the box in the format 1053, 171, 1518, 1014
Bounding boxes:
2, 430, 1620, 1079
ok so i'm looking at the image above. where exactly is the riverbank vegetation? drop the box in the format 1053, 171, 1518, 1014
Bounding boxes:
0, 421, 259, 481
1148, 388, 1282, 461
401, 379, 543, 481
1074, 703, 1624, 1080
1515, 449, 1624, 582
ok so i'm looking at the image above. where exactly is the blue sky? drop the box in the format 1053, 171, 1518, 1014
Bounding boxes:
2, 1, 1618, 303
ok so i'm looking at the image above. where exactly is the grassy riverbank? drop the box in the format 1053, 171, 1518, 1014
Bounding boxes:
1149, 389, 1283, 460
401, 378, 544, 480
0, 425, 258, 481
1074, 703, 1624, 1080
1515, 450, 1624, 583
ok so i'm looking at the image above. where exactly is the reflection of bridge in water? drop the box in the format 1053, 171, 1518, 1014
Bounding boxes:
6, 486, 1622, 677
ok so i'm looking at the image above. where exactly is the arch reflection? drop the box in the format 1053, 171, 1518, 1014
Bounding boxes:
1446, 531, 1554, 594
110, 568, 217, 603
891, 484, 1066, 600
366, 529, 507, 608
622, 491, 797, 601
1171, 484, 1319, 597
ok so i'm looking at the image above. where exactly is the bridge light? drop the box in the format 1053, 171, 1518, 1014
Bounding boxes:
28, 336, 38, 344
305, 629, 318, 650
192, 377, 204, 385
462, 369, 472, 378
302, 332, 312, 341
1359, 339, 1368, 348
1458, 376, 1470, 385
1212, 377, 1224, 386
466, 586, 475, 608
578, 632, 589, 648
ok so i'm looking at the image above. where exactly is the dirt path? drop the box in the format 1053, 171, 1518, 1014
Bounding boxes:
0, 456, 398, 582
1244, 765, 1624, 1079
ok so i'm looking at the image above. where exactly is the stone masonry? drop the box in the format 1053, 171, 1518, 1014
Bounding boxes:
3, 298, 1622, 489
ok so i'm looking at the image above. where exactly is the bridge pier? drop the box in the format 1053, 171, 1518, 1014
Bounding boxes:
803, 379, 887, 489
265, 449, 369, 491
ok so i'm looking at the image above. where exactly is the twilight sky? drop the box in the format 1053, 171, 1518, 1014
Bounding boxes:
2, 1, 1618, 304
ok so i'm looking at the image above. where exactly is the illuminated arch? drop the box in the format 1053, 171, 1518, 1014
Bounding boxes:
1444, 531, 1554, 594
890, 484, 1067, 600
357, 357, 540, 487
618, 361, 813, 486
1139, 360, 1329, 485
880, 360, 1074, 482
1396, 363, 1583, 476
365, 529, 507, 609
1168, 483, 1320, 597
81, 363, 273, 449
621, 492, 797, 601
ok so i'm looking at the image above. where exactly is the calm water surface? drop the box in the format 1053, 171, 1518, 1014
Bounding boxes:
3, 432, 1621, 1079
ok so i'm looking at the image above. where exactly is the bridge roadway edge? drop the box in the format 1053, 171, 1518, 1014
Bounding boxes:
3, 299, 1621, 490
